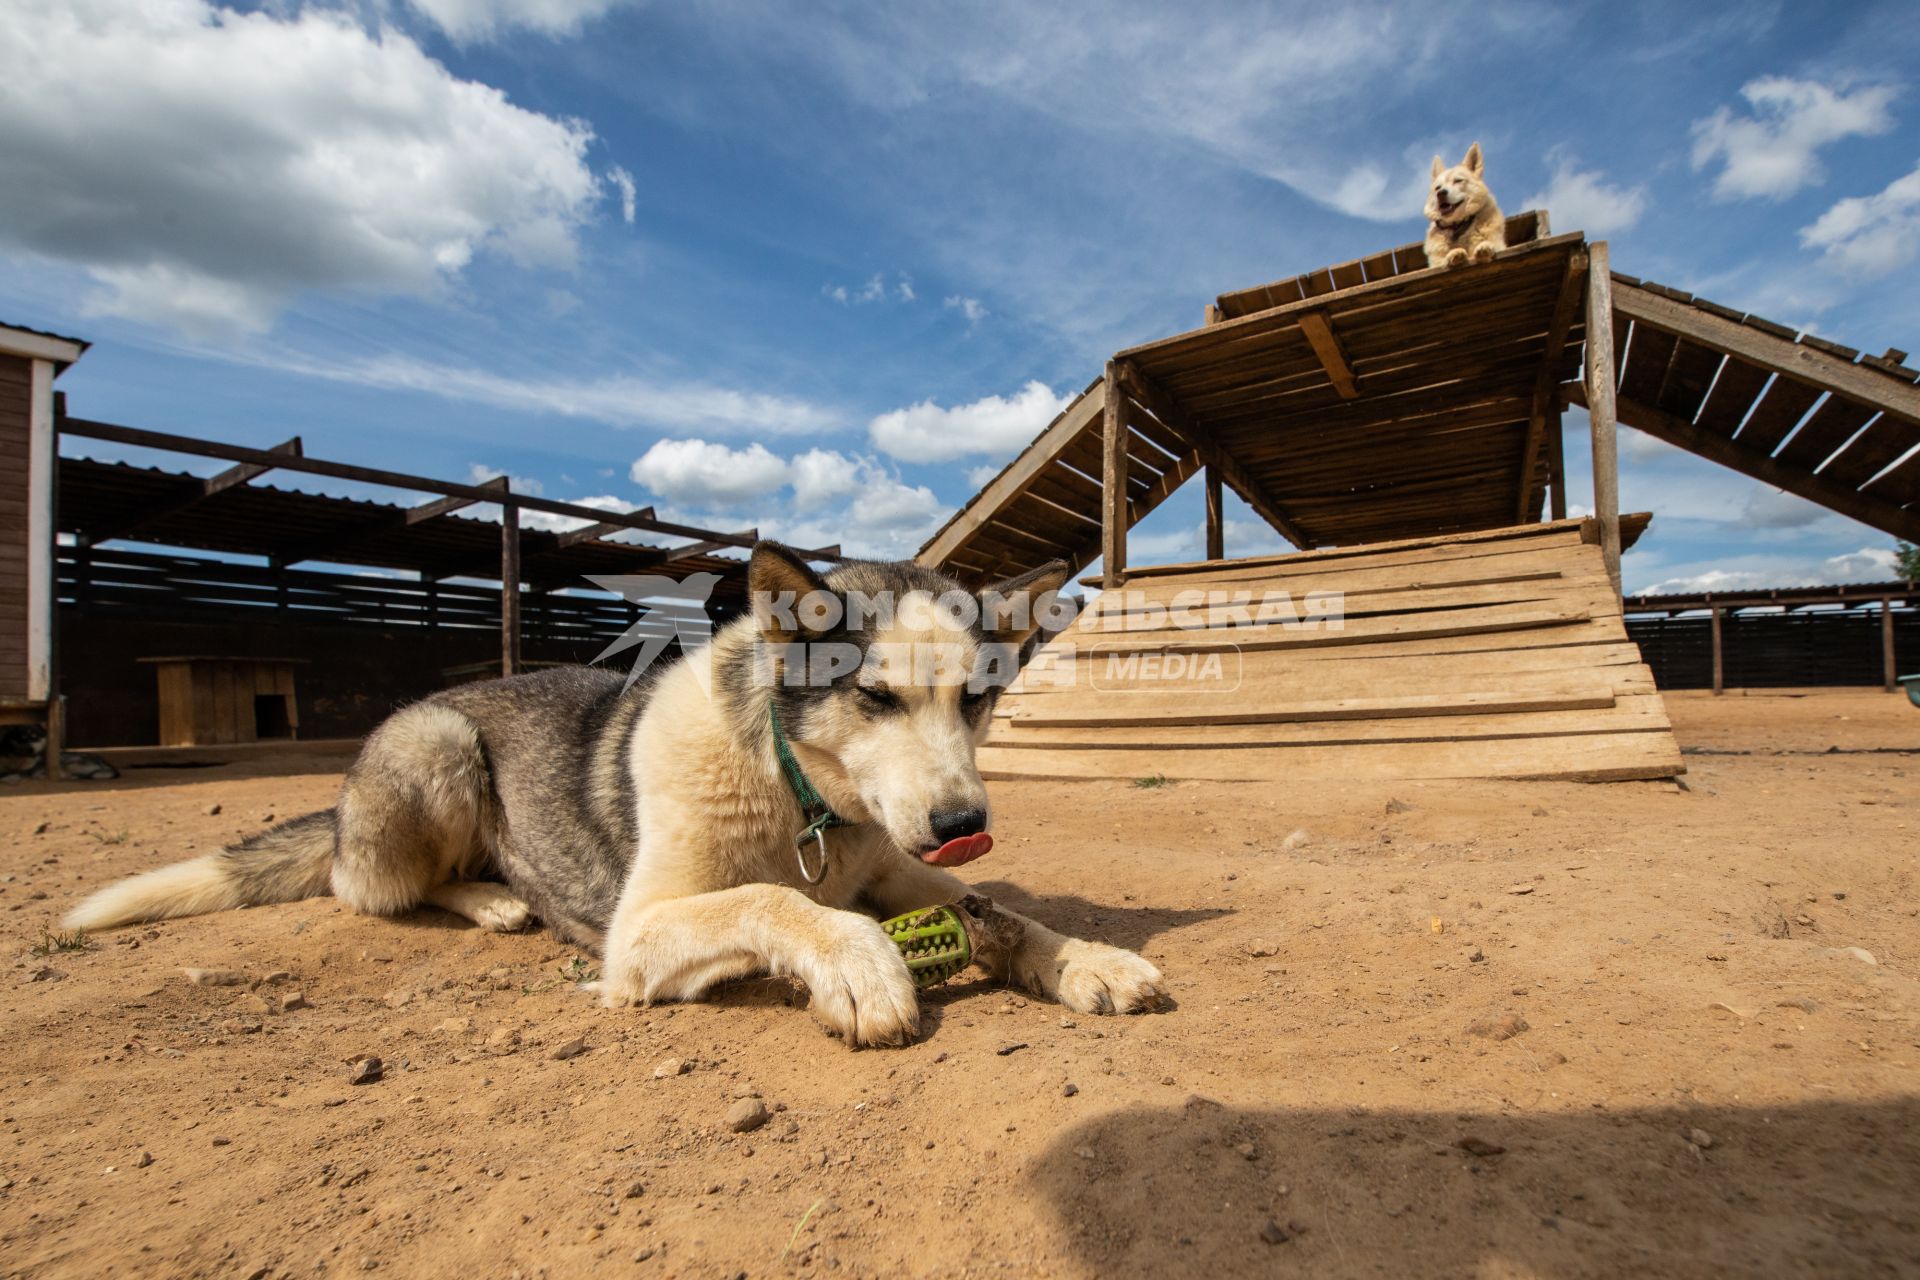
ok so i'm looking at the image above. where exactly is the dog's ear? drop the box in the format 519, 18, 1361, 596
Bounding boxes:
1464, 142, 1484, 175
748, 541, 831, 643
978, 560, 1071, 648
1430, 154, 1445, 180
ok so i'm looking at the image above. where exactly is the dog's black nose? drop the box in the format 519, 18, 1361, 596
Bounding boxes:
929, 808, 988, 843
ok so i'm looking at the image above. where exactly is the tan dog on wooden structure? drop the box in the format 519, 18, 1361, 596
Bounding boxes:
1424, 142, 1505, 268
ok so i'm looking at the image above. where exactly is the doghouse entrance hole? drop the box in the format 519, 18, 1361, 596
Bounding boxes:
254, 695, 292, 739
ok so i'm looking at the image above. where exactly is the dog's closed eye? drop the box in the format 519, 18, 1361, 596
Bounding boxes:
856, 684, 900, 711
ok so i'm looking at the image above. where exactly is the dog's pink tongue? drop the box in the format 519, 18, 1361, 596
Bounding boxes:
924, 832, 993, 866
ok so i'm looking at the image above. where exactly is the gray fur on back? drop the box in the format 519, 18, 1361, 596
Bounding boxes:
428, 666, 652, 939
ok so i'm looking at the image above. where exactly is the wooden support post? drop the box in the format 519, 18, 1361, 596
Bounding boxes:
1583, 242, 1621, 593
1710, 605, 1724, 696
1546, 406, 1567, 520
501, 497, 522, 677
1101, 360, 1128, 590
1204, 465, 1224, 561
1885, 598, 1898, 693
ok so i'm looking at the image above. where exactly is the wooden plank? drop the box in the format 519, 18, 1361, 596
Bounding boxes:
978, 729, 1683, 782
1117, 516, 1589, 581
501, 502, 522, 676
1733, 376, 1821, 455
1776, 394, 1875, 471
1075, 575, 1620, 636
1516, 251, 1586, 521
994, 694, 1667, 750
1654, 339, 1723, 423
1297, 311, 1358, 400
1574, 384, 1920, 541
1011, 651, 1657, 704
1203, 465, 1224, 561
1101, 362, 1128, 587
1062, 604, 1589, 657
1817, 413, 1918, 489
1585, 243, 1621, 590
1692, 356, 1771, 438
1004, 686, 1617, 729
1612, 282, 1920, 426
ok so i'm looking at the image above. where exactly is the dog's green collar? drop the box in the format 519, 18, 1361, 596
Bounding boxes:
769, 704, 849, 885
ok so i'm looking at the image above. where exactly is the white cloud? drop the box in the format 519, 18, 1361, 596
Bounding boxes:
897, 274, 917, 302
630, 439, 792, 507
1740, 487, 1826, 530
1690, 77, 1897, 201
827, 272, 910, 305
406, 0, 632, 42
607, 166, 638, 224
789, 448, 863, 511
966, 464, 1002, 488
1523, 150, 1649, 235
1634, 546, 1899, 596
640, 449, 948, 559
519, 493, 633, 535
943, 296, 988, 324
467, 462, 544, 496
0, 0, 604, 336
1800, 162, 1920, 277
868, 379, 1070, 463
222, 346, 838, 435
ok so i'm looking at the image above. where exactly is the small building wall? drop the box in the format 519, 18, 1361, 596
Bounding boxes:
0, 354, 31, 701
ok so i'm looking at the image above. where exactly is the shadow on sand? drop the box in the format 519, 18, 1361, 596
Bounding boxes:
1024, 1093, 1920, 1275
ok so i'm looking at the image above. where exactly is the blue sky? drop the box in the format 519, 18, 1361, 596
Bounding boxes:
3, 0, 1917, 591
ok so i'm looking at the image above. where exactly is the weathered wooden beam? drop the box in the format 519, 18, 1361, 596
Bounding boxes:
1611, 281, 1920, 427
1516, 250, 1586, 522
553, 509, 659, 548
657, 531, 758, 564
1885, 598, 1898, 693
501, 500, 522, 676
1102, 360, 1128, 589
79, 436, 304, 547
407, 476, 508, 525
1547, 404, 1567, 520
1115, 363, 1312, 550
1568, 383, 1920, 542
1710, 605, 1724, 695
1204, 465, 1224, 561
1297, 310, 1358, 400
1584, 242, 1622, 592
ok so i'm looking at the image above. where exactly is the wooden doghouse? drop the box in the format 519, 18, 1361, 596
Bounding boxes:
139, 656, 304, 746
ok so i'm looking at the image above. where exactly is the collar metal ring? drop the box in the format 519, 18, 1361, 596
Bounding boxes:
795, 827, 829, 885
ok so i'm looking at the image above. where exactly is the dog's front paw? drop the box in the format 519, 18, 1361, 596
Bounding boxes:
801, 919, 920, 1048
1445, 247, 1469, 268
1472, 242, 1496, 263
1055, 941, 1167, 1015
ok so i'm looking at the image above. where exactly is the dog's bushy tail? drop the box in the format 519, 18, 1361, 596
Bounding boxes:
64, 809, 338, 931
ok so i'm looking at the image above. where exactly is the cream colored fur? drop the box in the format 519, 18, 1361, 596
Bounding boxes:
593, 562, 1166, 1046
1424, 142, 1505, 268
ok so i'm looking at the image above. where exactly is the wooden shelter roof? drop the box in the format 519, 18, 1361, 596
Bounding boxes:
58, 455, 759, 601
920, 215, 1587, 584
1571, 275, 1920, 543
1118, 227, 1587, 549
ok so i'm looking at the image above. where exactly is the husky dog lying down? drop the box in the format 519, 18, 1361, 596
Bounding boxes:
68, 544, 1168, 1047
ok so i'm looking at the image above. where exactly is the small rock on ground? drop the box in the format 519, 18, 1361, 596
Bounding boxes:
1466, 1013, 1529, 1041
348, 1057, 383, 1086
1455, 1136, 1506, 1157
653, 1057, 689, 1079
725, 1098, 770, 1133
184, 968, 248, 987
550, 1038, 587, 1061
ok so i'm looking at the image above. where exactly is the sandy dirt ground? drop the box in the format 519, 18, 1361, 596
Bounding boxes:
2, 687, 1917, 1278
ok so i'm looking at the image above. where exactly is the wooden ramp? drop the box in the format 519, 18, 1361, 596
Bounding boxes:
980, 519, 1682, 783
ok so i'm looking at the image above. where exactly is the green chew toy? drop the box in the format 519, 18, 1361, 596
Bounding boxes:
881, 905, 973, 989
